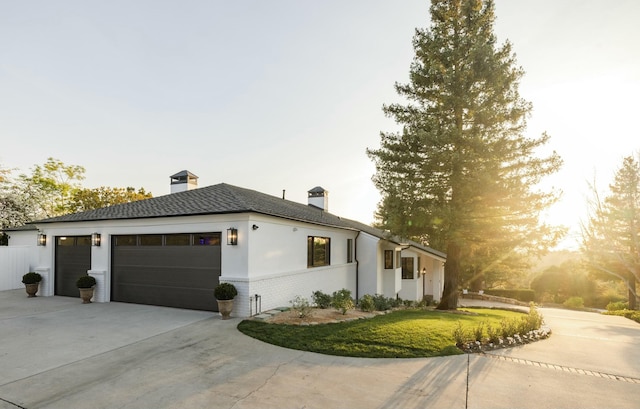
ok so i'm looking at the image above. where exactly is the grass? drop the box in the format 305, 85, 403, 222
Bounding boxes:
237, 308, 526, 358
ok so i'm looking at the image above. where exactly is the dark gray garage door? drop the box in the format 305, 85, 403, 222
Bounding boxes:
111, 233, 222, 311
55, 236, 92, 297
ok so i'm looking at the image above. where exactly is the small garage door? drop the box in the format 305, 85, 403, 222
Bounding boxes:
55, 236, 92, 297
111, 233, 221, 311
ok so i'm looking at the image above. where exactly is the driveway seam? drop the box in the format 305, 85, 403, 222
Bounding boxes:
482, 353, 640, 384
0, 396, 26, 409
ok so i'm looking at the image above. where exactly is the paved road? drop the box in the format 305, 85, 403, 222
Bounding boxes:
0, 290, 638, 408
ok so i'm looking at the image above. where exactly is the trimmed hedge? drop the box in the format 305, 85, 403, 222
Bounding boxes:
603, 309, 640, 324
483, 289, 535, 303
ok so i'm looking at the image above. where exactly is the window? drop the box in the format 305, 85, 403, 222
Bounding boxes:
195, 233, 220, 246
402, 257, 414, 279
384, 250, 393, 269
140, 234, 162, 246
308, 236, 330, 267
347, 239, 353, 263
165, 234, 191, 246
115, 235, 137, 246
113, 233, 221, 247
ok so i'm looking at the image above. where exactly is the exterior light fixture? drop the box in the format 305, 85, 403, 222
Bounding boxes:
227, 228, 238, 245
252, 224, 259, 230
37, 233, 47, 246
421, 268, 427, 275
91, 232, 101, 247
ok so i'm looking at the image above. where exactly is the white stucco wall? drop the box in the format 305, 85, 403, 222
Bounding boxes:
398, 250, 421, 301
355, 232, 381, 298
7, 230, 38, 247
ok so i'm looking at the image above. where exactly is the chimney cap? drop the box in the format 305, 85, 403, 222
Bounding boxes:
170, 170, 198, 180
308, 186, 327, 197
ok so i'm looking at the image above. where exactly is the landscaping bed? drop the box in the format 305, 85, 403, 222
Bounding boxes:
238, 307, 549, 358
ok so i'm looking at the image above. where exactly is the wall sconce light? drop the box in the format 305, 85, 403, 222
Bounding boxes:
421, 268, 427, 275
37, 233, 47, 246
91, 232, 101, 247
252, 224, 259, 230
227, 228, 238, 245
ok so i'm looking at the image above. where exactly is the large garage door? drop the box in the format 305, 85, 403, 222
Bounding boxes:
111, 233, 221, 311
55, 236, 92, 297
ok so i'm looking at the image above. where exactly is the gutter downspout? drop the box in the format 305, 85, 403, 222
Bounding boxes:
355, 230, 360, 301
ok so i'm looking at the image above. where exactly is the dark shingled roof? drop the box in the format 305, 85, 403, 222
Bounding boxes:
36, 183, 446, 258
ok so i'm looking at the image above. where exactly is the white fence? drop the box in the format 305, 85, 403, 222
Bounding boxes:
0, 246, 38, 291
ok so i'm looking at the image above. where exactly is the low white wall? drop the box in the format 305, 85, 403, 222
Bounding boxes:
224, 263, 357, 317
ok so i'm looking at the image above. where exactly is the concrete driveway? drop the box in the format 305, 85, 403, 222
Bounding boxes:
1, 290, 638, 409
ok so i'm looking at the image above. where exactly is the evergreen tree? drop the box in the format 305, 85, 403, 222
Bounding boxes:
582, 155, 640, 309
367, 0, 562, 309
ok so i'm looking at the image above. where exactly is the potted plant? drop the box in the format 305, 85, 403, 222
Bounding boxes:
214, 282, 237, 320
76, 275, 97, 304
22, 272, 42, 298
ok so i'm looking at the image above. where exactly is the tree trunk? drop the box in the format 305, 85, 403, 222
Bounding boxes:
437, 241, 460, 310
629, 274, 637, 310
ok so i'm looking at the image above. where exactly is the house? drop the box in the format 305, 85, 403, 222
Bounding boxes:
5, 172, 446, 317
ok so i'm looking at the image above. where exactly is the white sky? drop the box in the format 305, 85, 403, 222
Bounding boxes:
1, 0, 638, 250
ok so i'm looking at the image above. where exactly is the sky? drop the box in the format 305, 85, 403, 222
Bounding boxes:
1, 0, 639, 250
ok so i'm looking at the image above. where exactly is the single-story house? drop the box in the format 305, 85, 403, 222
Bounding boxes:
5, 171, 446, 317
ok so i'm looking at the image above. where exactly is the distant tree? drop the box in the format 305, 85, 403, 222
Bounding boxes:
68, 186, 152, 212
15, 157, 86, 219
0, 165, 31, 242
1, 159, 153, 230
530, 260, 595, 305
367, 0, 563, 309
582, 155, 640, 309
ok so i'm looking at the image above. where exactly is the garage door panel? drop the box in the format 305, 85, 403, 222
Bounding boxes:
113, 266, 217, 287
55, 236, 91, 297
113, 283, 216, 311
111, 233, 222, 311
116, 247, 220, 270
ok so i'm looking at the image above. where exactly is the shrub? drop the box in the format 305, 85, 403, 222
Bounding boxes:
331, 289, 354, 315
452, 321, 469, 346
606, 301, 629, 311
500, 317, 519, 338
214, 282, 237, 300
290, 295, 313, 318
563, 296, 584, 310
312, 290, 332, 309
358, 294, 375, 312
523, 303, 543, 332
486, 324, 501, 344
76, 275, 97, 289
403, 299, 415, 308
604, 309, 640, 324
22, 272, 42, 284
473, 321, 485, 342
371, 294, 392, 311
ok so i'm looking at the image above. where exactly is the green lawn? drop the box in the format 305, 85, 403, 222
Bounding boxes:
237, 308, 526, 358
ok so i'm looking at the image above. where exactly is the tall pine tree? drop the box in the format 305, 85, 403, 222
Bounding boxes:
582, 155, 640, 309
368, 0, 562, 309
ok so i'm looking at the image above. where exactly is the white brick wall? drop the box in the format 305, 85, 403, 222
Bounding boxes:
222, 263, 356, 318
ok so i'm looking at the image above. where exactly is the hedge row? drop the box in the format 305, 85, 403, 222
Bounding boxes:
603, 309, 640, 324
483, 289, 535, 303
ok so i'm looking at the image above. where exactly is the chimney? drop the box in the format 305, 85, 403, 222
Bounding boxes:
170, 170, 198, 194
308, 186, 328, 211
